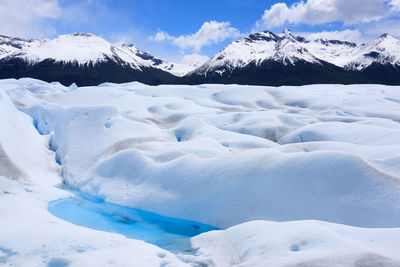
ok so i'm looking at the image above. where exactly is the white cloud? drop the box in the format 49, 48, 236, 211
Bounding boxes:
151, 21, 242, 52
256, 0, 391, 29
302, 29, 363, 42
153, 31, 175, 42
0, 0, 61, 38
390, 0, 400, 11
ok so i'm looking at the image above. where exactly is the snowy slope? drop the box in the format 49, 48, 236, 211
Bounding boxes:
345, 34, 400, 70
0, 90, 55, 181
305, 34, 400, 70
20, 33, 119, 66
302, 39, 358, 67
160, 61, 202, 77
0, 35, 44, 60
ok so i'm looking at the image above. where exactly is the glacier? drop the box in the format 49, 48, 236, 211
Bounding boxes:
1, 78, 400, 266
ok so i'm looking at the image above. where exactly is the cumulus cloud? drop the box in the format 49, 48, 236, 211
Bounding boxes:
0, 0, 61, 38
390, 0, 400, 11
151, 21, 242, 52
153, 31, 175, 42
256, 0, 393, 29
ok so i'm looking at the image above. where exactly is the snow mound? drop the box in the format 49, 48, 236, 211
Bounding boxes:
82, 149, 400, 228
191, 220, 400, 267
0, 89, 57, 182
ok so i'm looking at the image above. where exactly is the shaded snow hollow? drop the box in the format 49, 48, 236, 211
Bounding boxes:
1, 78, 400, 266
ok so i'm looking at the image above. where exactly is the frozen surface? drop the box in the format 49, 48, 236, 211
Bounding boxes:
1, 78, 400, 266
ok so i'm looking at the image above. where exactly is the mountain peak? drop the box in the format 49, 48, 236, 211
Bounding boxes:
280, 29, 300, 42
121, 43, 136, 48
375, 33, 399, 45
56, 33, 106, 43
71, 32, 100, 38
0, 35, 29, 42
283, 29, 292, 35
261, 30, 275, 35
246, 30, 279, 42
380, 33, 390, 39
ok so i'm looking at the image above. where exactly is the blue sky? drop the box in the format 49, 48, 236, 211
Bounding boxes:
1, 0, 400, 63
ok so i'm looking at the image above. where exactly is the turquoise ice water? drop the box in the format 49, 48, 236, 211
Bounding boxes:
48, 188, 217, 252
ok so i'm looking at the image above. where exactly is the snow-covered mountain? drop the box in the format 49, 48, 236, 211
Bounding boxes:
188, 29, 400, 85
0, 32, 191, 73
0, 33, 191, 85
303, 33, 400, 71
16, 33, 161, 69
1, 30, 400, 86
344, 34, 400, 70
192, 29, 400, 73
302, 38, 358, 68
191, 30, 321, 75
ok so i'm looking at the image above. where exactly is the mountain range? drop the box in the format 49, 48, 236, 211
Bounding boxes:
1, 30, 400, 86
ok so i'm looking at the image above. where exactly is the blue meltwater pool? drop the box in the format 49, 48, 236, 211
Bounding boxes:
48, 187, 217, 253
